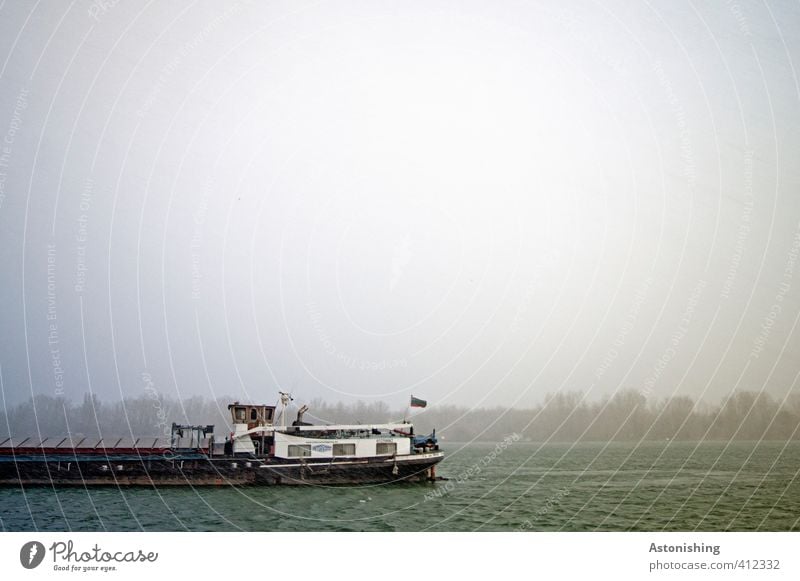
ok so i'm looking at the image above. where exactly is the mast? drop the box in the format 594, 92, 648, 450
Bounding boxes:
278, 391, 293, 429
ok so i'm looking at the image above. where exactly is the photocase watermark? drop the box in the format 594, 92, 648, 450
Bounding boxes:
653, 60, 696, 192
23, 539, 159, 573
389, 234, 413, 291
726, 0, 753, 38
556, 9, 628, 77
190, 185, 211, 300
751, 222, 800, 359
0, 87, 29, 211
87, 0, 121, 22
595, 277, 653, 379
2, 87, 28, 145
424, 433, 521, 501
20, 541, 46, 569
137, 2, 247, 118
74, 177, 93, 294
518, 487, 571, 530
47, 244, 65, 396
640, 279, 707, 398
142, 372, 171, 437
307, 300, 408, 371
721, 149, 754, 300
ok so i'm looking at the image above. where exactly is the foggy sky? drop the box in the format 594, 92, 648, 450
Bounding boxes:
0, 0, 799, 411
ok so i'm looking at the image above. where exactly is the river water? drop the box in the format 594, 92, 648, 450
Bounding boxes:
1, 441, 798, 531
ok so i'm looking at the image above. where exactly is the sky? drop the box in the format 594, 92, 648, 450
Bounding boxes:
0, 0, 799, 411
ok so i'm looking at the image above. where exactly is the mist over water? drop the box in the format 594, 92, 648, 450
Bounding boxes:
3, 389, 800, 443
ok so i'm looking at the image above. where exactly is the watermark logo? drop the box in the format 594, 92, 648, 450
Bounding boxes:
20, 541, 46, 569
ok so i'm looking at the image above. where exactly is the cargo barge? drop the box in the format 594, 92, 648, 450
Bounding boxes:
0, 394, 443, 486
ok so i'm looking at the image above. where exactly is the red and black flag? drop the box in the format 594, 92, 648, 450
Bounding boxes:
410, 395, 427, 408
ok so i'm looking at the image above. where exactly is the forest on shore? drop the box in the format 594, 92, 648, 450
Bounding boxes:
2, 389, 799, 443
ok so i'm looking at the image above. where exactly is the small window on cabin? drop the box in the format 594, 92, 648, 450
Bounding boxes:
235, 407, 246, 421
376, 443, 396, 456
250, 409, 258, 421
287, 445, 311, 457
265, 409, 273, 421
333, 443, 356, 456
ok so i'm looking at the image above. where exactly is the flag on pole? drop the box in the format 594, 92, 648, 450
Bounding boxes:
410, 395, 427, 408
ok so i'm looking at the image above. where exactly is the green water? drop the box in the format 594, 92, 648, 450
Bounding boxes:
1, 441, 798, 531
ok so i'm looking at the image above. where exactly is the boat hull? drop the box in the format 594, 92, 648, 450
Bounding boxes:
0, 451, 444, 487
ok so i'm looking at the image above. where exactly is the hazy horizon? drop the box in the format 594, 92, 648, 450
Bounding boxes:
1, 1, 799, 415
4, 387, 798, 444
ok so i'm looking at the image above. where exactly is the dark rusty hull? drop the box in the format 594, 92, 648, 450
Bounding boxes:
0, 452, 444, 487
255, 452, 444, 486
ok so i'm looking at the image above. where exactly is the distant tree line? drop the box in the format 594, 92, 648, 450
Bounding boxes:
407, 391, 800, 443
1, 390, 799, 442
0, 394, 234, 441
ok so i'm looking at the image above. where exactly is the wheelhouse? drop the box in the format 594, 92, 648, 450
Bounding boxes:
228, 403, 275, 426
